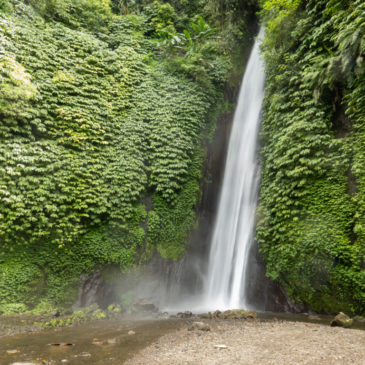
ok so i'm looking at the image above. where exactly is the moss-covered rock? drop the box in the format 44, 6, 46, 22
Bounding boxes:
330, 312, 354, 328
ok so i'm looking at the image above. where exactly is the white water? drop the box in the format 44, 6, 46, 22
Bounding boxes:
201, 29, 265, 311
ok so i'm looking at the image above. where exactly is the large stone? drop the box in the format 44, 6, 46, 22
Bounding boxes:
212, 310, 221, 318
353, 315, 365, 323
132, 299, 158, 313
330, 312, 353, 328
177, 311, 193, 318
198, 312, 212, 319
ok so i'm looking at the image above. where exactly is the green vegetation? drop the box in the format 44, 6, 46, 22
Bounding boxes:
258, 0, 365, 314
0, 0, 255, 310
2, 0, 362, 316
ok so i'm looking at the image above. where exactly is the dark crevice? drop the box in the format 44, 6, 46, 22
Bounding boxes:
331, 87, 353, 138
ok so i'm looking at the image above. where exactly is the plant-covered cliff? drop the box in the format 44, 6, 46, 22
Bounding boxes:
258, 0, 364, 314
0, 0, 257, 312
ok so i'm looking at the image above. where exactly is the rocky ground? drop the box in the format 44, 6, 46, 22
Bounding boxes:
125, 318, 365, 365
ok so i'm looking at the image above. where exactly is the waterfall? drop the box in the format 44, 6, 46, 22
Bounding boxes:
202, 29, 265, 311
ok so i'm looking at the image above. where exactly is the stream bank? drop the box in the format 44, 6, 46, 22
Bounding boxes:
1, 313, 364, 364
0, 317, 186, 365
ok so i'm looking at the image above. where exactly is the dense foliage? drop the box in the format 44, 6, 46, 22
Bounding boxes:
258, 0, 365, 314
0, 0, 254, 311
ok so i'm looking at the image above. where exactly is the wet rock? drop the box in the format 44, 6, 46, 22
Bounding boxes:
132, 299, 158, 313
353, 315, 365, 323
50, 343, 73, 346
72, 273, 105, 309
177, 311, 193, 318
188, 322, 211, 331
158, 311, 169, 318
212, 310, 222, 318
330, 312, 353, 328
198, 312, 212, 319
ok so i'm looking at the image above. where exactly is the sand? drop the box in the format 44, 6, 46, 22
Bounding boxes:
125, 319, 365, 365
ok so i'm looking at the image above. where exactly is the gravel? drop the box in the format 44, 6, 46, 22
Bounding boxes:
125, 319, 365, 365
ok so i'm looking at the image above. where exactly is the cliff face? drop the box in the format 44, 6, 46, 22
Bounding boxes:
258, 0, 365, 314
0, 0, 256, 312
2, 0, 362, 316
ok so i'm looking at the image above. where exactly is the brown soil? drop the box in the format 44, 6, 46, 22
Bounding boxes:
125, 319, 365, 365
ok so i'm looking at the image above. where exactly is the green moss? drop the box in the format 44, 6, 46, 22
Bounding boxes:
259, 0, 365, 314
0, 0, 252, 310
0, 303, 27, 315
0, 258, 45, 308
91, 309, 107, 320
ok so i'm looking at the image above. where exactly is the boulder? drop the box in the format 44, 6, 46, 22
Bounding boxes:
158, 311, 169, 318
132, 299, 158, 313
353, 315, 365, 323
177, 311, 193, 318
330, 312, 353, 328
198, 312, 212, 319
188, 321, 211, 331
212, 310, 221, 318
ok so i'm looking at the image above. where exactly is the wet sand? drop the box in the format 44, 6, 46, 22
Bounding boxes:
0, 318, 186, 365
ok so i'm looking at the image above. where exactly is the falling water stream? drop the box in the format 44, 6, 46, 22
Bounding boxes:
201, 29, 265, 311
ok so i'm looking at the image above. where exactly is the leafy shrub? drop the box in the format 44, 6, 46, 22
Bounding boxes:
0, 303, 27, 314
25, 0, 112, 29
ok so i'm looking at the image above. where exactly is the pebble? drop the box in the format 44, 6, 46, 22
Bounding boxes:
7, 349, 20, 354
107, 337, 120, 344
91, 338, 103, 345
214, 344, 228, 349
